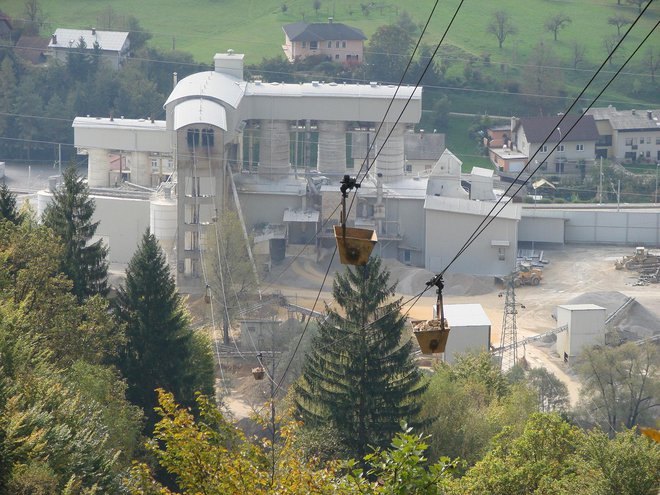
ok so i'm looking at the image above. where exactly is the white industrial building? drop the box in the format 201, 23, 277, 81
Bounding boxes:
69, 50, 521, 292
555, 304, 606, 364
441, 304, 492, 364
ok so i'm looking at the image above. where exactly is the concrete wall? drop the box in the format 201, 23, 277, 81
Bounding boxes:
518, 215, 566, 244
37, 190, 150, 264
521, 207, 660, 247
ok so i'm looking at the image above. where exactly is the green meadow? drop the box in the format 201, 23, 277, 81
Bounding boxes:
4, 0, 657, 68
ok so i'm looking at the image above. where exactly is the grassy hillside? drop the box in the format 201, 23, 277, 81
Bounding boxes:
4, 0, 658, 68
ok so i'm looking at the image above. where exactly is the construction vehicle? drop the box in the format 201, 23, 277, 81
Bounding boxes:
614, 247, 660, 271
514, 263, 543, 287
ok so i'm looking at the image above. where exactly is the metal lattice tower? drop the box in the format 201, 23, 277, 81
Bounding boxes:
499, 275, 519, 371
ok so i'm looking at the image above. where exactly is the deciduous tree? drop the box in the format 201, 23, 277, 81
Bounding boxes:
294, 257, 426, 460
365, 25, 413, 83
607, 14, 632, 37
487, 11, 517, 49
544, 13, 572, 42
526, 367, 569, 412
42, 166, 109, 301
577, 342, 659, 433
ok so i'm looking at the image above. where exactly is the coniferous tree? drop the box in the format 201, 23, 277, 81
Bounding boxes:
116, 230, 213, 429
0, 183, 22, 224
294, 256, 426, 459
42, 166, 108, 300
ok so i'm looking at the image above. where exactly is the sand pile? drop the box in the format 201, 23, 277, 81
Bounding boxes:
381, 259, 495, 297
566, 291, 660, 340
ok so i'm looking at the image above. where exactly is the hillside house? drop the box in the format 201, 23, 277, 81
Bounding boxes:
489, 115, 598, 175
586, 107, 660, 162
282, 19, 366, 65
49, 28, 130, 70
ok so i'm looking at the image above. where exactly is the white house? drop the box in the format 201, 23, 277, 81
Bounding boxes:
49, 28, 130, 70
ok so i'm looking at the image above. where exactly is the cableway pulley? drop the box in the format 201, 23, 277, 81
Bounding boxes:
334, 175, 377, 266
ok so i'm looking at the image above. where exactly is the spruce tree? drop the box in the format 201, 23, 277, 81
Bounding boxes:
294, 256, 426, 459
116, 230, 213, 429
0, 183, 21, 224
42, 166, 108, 300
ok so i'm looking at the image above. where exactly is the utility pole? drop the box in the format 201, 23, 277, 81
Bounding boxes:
655, 162, 658, 204
617, 179, 621, 212
499, 275, 519, 372
599, 157, 603, 204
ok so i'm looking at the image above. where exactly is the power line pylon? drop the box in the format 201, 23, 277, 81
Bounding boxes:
499, 274, 519, 371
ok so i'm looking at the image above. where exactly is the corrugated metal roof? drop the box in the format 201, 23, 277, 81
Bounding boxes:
165, 71, 246, 108
283, 21, 366, 42
49, 28, 129, 51
173, 98, 227, 130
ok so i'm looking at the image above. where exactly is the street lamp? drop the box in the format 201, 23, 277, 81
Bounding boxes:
655, 162, 659, 204
556, 127, 563, 174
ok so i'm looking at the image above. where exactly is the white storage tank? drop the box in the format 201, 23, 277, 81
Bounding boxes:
150, 187, 177, 256
36, 189, 54, 219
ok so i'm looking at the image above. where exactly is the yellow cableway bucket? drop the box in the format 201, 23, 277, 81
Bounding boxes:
334, 225, 378, 266
411, 318, 451, 354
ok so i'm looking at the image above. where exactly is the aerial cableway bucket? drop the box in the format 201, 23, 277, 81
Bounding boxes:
251, 367, 266, 380
334, 175, 377, 266
412, 275, 451, 354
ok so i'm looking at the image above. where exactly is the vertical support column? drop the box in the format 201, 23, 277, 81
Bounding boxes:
87, 148, 111, 187
317, 120, 347, 176
130, 151, 152, 187
376, 123, 405, 182
258, 120, 291, 179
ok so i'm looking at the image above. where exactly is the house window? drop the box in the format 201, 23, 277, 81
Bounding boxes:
646, 151, 651, 158
639, 137, 645, 144
336, 41, 340, 48
403, 250, 411, 264
541, 145, 548, 153
558, 144, 565, 152
576, 144, 584, 151
151, 159, 158, 170
302, 41, 306, 48
187, 128, 200, 147
342, 41, 346, 48
310, 41, 318, 50
327, 41, 332, 48
404, 163, 412, 172
335, 54, 339, 59
625, 138, 633, 146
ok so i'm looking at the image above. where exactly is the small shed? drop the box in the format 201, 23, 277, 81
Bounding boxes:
555, 304, 606, 363
433, 303, 492, 364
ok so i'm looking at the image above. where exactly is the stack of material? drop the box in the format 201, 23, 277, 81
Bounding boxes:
412, 319, 450, 354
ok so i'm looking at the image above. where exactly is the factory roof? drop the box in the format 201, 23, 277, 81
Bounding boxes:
424, 195, 521, 221
73, 116, 166, 131
165, 71, 246, 108
443, 304, 491, 327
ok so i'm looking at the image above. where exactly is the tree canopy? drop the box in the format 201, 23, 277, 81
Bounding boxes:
116, 230, 214, 430
294, 257, 426, 460
42, 166, 109, 301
